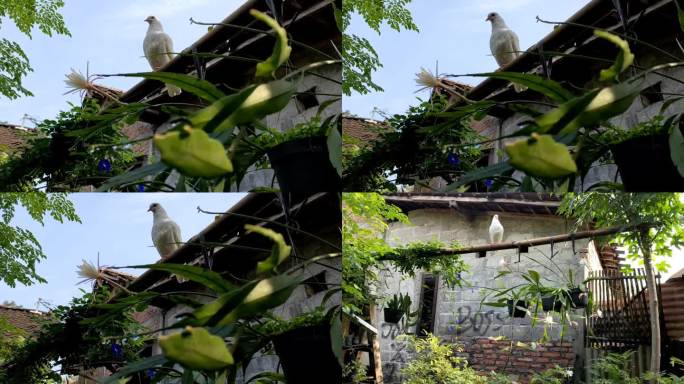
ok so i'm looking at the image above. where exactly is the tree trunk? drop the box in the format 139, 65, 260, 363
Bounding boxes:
639, 230, 660, 377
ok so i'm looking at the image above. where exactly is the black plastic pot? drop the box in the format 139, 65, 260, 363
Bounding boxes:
384, 308, 404, 323
272, 324, 341, 383
610, 132, 684, 192
266, 136, 341, 194
542, 296, 563, 312
507, 300, 528, 318
569, 288, 588, 309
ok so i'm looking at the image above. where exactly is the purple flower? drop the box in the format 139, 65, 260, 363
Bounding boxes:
97, 159, 112, 173
145, 369, 156, 379
447, 153, 460, 167
111, 343, 123, 359
484, 179, 494, 189
136, 184, 145, 192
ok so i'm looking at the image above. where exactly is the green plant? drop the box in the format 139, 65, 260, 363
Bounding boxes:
530, 365, 573, 384
399, 333, 487, 384
560, 192, 684, 373
343, 359, 367, 383
252, 117, 336, 151
0, 192, 80, 287
256, 307, 329, 337
341, 0, 418, 95
0, 0, 71, 99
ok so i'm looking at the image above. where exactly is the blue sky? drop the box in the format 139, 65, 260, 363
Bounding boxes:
0, 0, 245, 126
0, 193, 246, 309
344, 0, 590, 118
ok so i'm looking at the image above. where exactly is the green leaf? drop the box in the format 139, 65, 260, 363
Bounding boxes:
159, 326, 234, 370
215, 274, 302, 326
250, 10, 292, 78
505, 133, 577, 178
245, 372, 287, 384
331, 313, 343, 366
213, 79, 296, 133
468, 72, 574, 102
327, 125, 343, 177
125, 263, 235, 293
96, 162, 169, 191
594, 30, 635, 81
528, 270, 541, 284
669, 122, 684, 178
483, 301, 508, 308
444, 162, 514, 191
109, 72, 225, 102
101, 355, 168, 383
154, 126, 233, 178
245, 224, 292, 275
535, 81, 642, 135
675, 0, 684, 33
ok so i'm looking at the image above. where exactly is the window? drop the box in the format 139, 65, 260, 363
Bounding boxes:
417, 274, 438, 336
295, 86, 320, 110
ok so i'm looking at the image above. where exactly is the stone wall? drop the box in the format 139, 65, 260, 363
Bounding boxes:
376, 208, 599, 383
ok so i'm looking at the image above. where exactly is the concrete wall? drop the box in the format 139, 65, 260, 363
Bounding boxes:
376, 208, 600, 383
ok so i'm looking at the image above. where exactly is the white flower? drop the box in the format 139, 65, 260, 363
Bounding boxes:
498, 258, 509, 269
544, 315, 554, 325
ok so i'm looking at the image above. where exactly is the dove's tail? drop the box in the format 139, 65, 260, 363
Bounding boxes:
166, 84, 182, 97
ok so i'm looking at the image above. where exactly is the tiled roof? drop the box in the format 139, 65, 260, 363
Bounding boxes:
0, 305, 48, 337
0, 125, 35, 153
342, 116, 390, 148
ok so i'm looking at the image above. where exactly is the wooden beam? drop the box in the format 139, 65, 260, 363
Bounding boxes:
379, 225, 647, 259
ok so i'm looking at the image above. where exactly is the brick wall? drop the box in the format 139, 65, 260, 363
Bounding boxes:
466, 338, 573, 381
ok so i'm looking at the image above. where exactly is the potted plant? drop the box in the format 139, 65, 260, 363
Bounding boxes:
567, 287, 588, 309
259, 308, 341, 383
384, 293, 411, 324
597, 116, 684, 191
255, 116, 341, 194
541, 294, 563, 312
507, 299, 528, 318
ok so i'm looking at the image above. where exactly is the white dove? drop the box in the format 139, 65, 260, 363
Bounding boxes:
487, 12, 526, 93
489, 214, 504, 244
143, 16, 182, 97
149, 203, 182, 257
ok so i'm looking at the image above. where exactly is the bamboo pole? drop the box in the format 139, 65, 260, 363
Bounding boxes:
379, 225, 644, 259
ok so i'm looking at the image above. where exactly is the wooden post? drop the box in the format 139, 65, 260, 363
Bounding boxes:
369, 303, 384, 384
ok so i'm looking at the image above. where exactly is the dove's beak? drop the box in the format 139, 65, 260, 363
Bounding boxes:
485, 16, 492, 21
147, 207, 152, 212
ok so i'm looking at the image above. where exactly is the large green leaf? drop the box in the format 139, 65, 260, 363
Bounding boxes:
505, 133, 578, 178
210, 79, 296, 133
125, 263, 235, 293
251, 9, 292, 78
327, 125, 343, 177
100, 355, 168, 383
594, 30, 635, 82
670, 121, 684, 178
96, 162, 169, 191
154, 126, 233, 178
675, 0, 684, 32
159, 326, 234, 370
214, 273, 302, 326
468, 72, 574, 103
245, 224, 292, 275
444, 162, 514, 191
109, 72, 225, 102
535, 81, 642, 135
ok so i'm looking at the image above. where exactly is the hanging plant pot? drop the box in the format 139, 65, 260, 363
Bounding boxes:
542, 296, 563, 312
383, 308, 404, 324
507, 300, 528, 318
568, 288, 588, 309
610, 133, 684, 192
272, 324, 341, 383
266, 136, 341, 194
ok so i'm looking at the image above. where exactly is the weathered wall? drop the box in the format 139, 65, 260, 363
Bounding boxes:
376, 208, 597, 383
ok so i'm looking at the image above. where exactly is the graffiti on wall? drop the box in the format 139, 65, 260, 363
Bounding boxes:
448, 305, 506, 336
